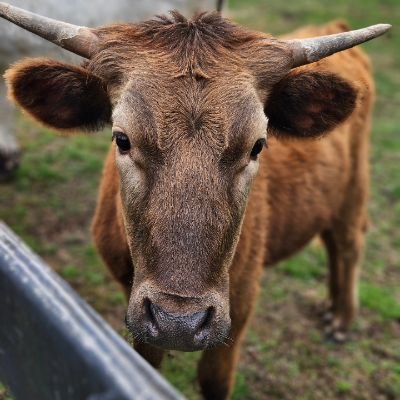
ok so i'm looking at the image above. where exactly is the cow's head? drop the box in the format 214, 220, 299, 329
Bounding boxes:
1, 3, 390, 351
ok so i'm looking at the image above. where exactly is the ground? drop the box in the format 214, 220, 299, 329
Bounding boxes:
0, 0, 399, 399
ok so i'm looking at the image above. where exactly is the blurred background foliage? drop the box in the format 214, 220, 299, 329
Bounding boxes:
0, 0, 399, 399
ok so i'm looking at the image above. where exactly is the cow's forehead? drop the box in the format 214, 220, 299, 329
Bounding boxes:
112, 73, 267, 154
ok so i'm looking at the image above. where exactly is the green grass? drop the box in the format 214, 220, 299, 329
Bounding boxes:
232, 372, 251, 399
0, 384, 12, 400
0, 0, 399, 399
360, 283, 400, 320
277, 246, 326, 282
163, 352, 202, 399
336, 380, 353, 393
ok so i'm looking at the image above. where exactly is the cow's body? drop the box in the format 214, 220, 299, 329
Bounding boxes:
1, 4, 387, 398
91, 20, 373, 399
266, 20, 372, 266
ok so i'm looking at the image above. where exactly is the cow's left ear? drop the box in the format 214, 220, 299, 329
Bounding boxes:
4, 58, 111, 132
264, 70, 357, 138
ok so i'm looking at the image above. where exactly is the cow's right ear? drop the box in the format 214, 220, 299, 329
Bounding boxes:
4, 58, 111, 132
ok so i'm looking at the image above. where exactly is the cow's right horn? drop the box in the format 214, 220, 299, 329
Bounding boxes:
0, 2, 99, 58
286, 23, 391, 68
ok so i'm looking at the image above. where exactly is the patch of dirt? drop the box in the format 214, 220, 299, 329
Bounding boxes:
238, 269, 400, 400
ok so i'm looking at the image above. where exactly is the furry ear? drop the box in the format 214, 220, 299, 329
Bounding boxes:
265, 70, 357, 138
4, 58, 111, 132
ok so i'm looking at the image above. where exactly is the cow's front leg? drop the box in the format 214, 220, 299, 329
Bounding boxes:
197, 267, 263, 400
197, 339, 242, 399
134, 342, 165, 369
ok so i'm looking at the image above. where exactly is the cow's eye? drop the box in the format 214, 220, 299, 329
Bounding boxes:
113, 131, 131, 153
250, 138, 266, 160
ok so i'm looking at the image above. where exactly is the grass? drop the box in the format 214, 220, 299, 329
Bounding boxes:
360, 283, 400, 320
0, 0, 399, 399
276, 245, 326, 282
0, 384, 12, 400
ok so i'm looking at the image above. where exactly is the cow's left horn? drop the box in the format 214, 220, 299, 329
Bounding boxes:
286, 24, 391, 68
0, 2, 99, 58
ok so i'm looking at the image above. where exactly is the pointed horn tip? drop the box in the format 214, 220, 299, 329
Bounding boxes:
368, 23, 392, 35
377, 23, 392, 30
377, 23, 392, 33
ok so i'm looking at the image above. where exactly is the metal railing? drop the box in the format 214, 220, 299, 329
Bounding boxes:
0, 222, 183, 400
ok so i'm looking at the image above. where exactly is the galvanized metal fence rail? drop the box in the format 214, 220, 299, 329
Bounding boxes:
0, 221, 183, 400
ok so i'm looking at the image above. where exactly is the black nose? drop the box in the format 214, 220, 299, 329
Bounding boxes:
143, 299, 214, 350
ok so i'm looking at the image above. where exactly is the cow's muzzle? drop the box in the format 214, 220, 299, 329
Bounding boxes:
126, 284, 231, 351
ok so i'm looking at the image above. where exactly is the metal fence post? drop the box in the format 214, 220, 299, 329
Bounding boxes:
0, 221, 184, 400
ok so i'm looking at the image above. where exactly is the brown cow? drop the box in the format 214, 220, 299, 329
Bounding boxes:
0, 3, 390, 399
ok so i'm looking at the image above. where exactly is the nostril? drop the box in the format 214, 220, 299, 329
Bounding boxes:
193, 307, 214, 345
198, 306, 214, 332
143, 298, 161, 338
143, 298, 156, 324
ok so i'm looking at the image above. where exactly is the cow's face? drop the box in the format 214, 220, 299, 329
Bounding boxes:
5, 13, 358, 351
111, 73, 271, 350
93, 27, 300, 350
